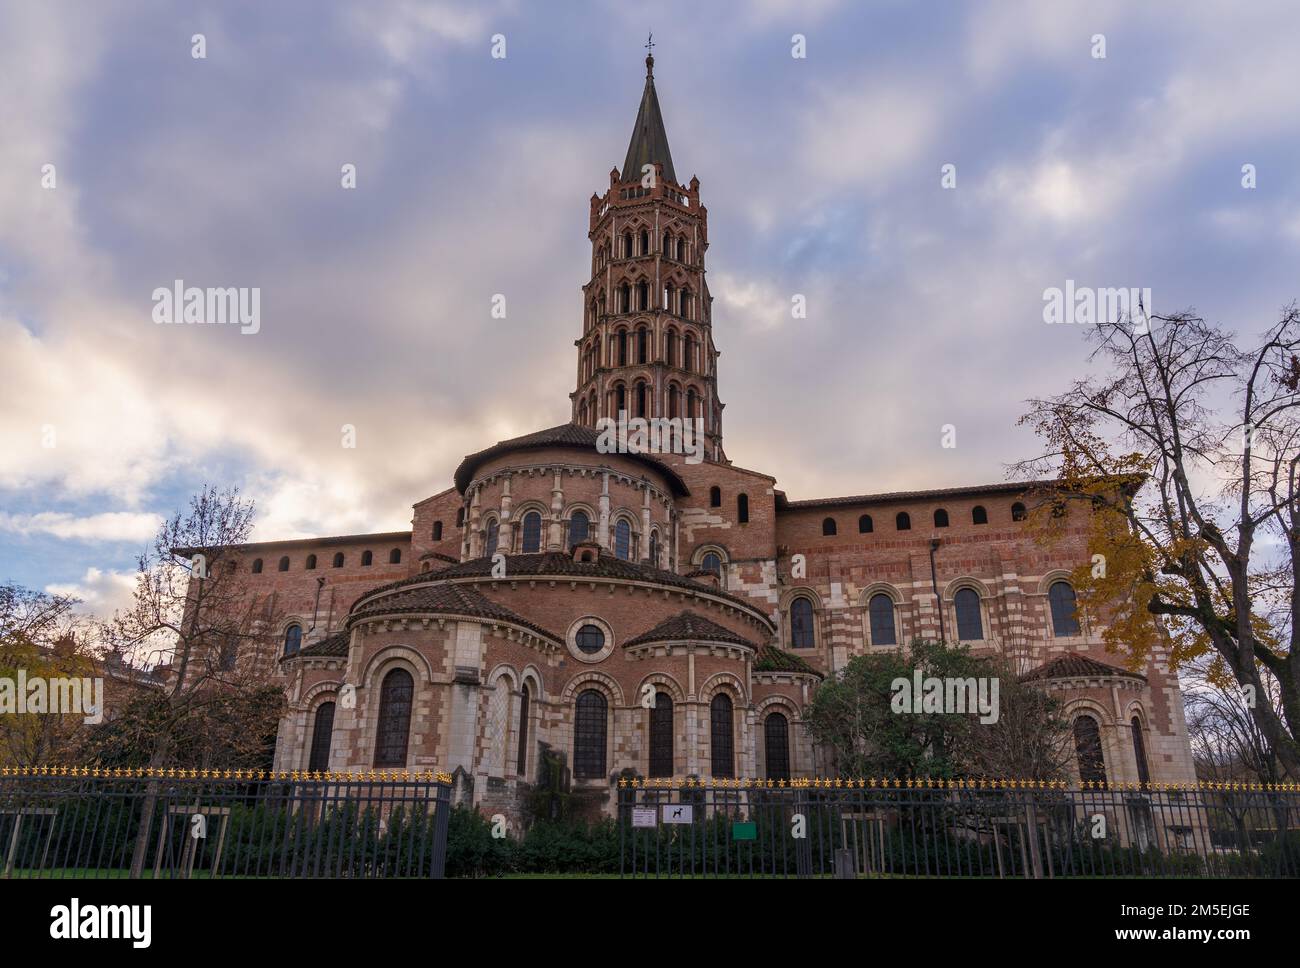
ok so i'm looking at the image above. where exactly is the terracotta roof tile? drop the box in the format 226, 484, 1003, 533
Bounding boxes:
1022, 652, 1146, 683
349, 583, 559, 641
624, 610, 758, 649
753, 646, 819, 675
453, 423, 689, 496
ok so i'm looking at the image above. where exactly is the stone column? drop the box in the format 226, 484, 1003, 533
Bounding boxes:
548, 469, 565, 550
640, 487, 652, 562
598, 471, 611, 549
499, 474, 514, 552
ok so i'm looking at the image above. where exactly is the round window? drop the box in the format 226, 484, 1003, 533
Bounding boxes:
576, 624, 605, 654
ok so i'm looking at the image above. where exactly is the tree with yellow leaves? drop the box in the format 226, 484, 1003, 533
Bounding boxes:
1015, 305, 1300, 779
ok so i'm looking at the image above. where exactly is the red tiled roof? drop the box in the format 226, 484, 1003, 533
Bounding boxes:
349, 583, 560, 641
289, 631, 350, 660
624, 610, 759, 649
776, 480, 1059, 511
753, 646, 819, 676
453, 423, 689, 496
357, 551, 770, 621
1022, 652, 1146, 683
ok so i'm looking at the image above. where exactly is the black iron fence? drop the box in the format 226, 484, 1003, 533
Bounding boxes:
617, 779, 1300, 878
0, 768, 451, 879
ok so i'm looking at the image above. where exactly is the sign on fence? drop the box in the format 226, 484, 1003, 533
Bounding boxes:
632, 807, 657, 828
662, 804, 693, 824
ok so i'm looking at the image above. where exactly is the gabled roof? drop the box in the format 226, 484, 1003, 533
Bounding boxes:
753, 646, 819, 676
621, 55, 676, 185
349, 583, 559, 641
1022, 652, 1147, 683
453, 423, 688, 496
289, 630, 350, 660
624, 610, 758, 650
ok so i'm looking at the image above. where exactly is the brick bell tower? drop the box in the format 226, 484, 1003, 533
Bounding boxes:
570, 44, 726, 463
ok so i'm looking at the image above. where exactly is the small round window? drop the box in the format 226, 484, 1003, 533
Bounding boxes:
576, 624, 605, 654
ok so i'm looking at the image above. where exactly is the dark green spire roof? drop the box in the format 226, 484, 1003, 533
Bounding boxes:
621, 53, 676, 185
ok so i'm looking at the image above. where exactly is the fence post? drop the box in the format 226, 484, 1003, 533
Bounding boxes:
795, 788, 812, 878
430, 779, 451, 879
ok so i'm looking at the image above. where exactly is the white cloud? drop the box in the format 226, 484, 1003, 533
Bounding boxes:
0, 511, 163, 542
45, 567, 138, 618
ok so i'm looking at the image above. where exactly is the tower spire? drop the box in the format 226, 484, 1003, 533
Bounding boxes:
622, 39, 675, 185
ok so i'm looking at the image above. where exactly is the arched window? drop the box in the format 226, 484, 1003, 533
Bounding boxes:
789, 597, 815, 649
308, 701, 335, 772
516, 684, 531, 776
389, 548, 402, 564
618, 283, 630, 314
972, 506, 988, 525
954, 588, 983, 641
456, 507, 465, 527
635, 381, 647, 418
1011, 502, 1027, 521
1073, 715, 1107, 785
622, 232, 633, 258
710, 693, 735, 778
649, 692, 674, 777
568, 510, 590, 548
822, 517, 837, 536
305, 554, 317, 570
709, 485, 721, 507
1131, 716, 1150, 785
521, 511, 542, 554
677, 238, 686, 262
251, 558, 263, 574
332, 552, 345, 568
277, 556, 289, 572
737, 493, 749, 523
636, 281, 649, 311
662, 230, 671, 254
617, 329, 628, 366
896, 512, 911, 531
648, 529, 659, 565
637, 327, 648, 364
765, 712, 790, 781
934, 509, 949, 528
1049, 580, 1081, 637
614, 519, 632, 560
639, 229, 649, 256
485, 519, 500, 557
283, 624, 302, 656
687, 386, 697, 417
858, 514, 873, 534
573, 690, 608, 779
361, 550, 373, 567
374, 668, 414, 767
701, 552, 722, 576
868, 594, 897, 646
668, 384, 680, 418
616, 383, 627, 414
666, 330, 678, 367
685, 337, 696, 372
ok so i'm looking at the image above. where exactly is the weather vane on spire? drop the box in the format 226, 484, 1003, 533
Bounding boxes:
646, 32, 654, 55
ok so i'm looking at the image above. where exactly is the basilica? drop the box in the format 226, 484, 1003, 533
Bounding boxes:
243, 53, 1197, 819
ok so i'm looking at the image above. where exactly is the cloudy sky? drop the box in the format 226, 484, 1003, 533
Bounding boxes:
2, 0, 1298, 618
